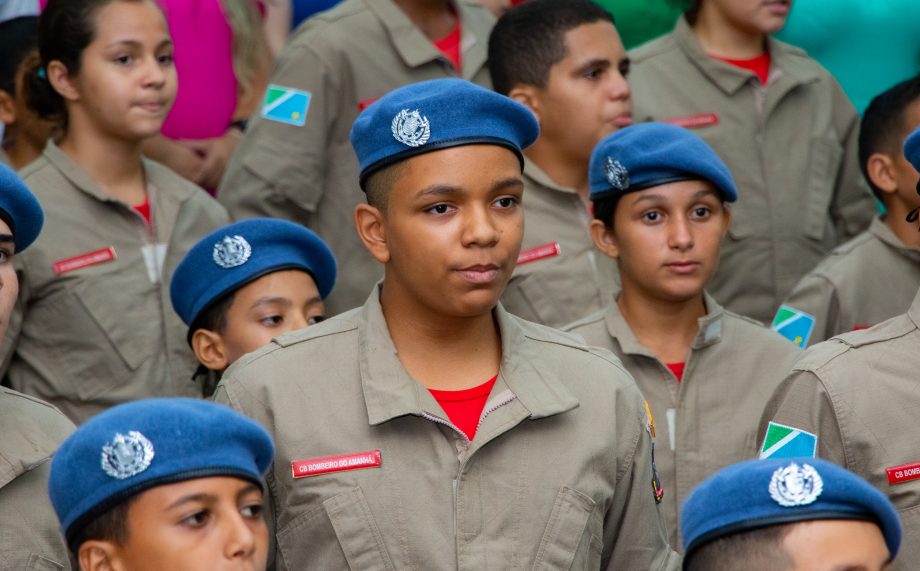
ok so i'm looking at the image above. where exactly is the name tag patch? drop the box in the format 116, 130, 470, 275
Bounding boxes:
887, 462, 920, 485
292, 450, 382, 479
517, 242, 560, 266
54, 247, 117, 275
662, 113, 719, 129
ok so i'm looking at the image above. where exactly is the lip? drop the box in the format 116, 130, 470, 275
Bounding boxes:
135, 101, 166, 113
455, 264, 500, 285
664, 261, 701, 275
763, 0, 789, 15
612, 113, 633, 128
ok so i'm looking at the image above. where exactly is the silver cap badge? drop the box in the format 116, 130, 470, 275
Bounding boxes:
391, 109, 431, 147
101, 431, 155, 480
769, 462, 823, 507
605, 157, 629, 191
213, 235, 252, 269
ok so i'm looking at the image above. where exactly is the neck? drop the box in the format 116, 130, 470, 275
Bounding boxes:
692, 11, 766, 59
617, 283, 706, 363
393, 0, 456, 42
2, 132, 44, 171
524, 145, 589, 198
883, 202, 920, 249
380, 279, 502, 391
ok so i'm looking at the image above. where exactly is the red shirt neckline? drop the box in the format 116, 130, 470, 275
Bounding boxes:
433, 20, 462, 72
711, 51, 771, 85
429, 375, 498, 440
666, 362, 686, 383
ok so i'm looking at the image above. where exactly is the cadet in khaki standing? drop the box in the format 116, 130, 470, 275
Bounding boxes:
0, 0, 229, 423
486, 0, 626, 327
218, 0, 494, 316
565, 123, 800, 547
214, 79, 680, 570
757, 125, 920, 571
0, 164, 74, 570
778, 77, 920, 347
627, 0, 874, 323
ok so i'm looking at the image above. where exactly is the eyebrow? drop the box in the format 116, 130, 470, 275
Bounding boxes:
166, 492, 215, 511
236, 482, 262, 501
105, 39, 173, 50
250, 296, 292, 310
0, 234, 14, 243
631, 187, 719, 205
574, 58, 612, 72
414, 176, 523, 199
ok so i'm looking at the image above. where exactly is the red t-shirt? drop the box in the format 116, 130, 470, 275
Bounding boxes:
133, 196, 151, 226
433, 21, 462, 72
429, 375, 497, 441
666, 362, 685, 383
711, 52, 771, 85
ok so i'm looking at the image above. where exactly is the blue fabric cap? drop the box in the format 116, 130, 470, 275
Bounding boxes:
681, 458, 901, 562
170, 218, 336, 328
904, 125, 920, 172
0, 162, 43, 252
49, 398, 274, 549
351, 78, 539, 188
589, 122, 738, 202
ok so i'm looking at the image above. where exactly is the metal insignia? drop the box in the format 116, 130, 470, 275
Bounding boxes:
101, 431, 155, 480
391, 109, 431, 148
212, 235, 252, 269
769, 462, 823, 507
605, 157, 629, 191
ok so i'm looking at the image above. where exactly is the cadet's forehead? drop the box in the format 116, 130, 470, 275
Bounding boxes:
388, 144, 524, 194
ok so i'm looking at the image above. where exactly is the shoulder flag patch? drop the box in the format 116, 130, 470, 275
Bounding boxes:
760, 421, 817, 459
261, 84, 311, 127
771, 305, 816, 348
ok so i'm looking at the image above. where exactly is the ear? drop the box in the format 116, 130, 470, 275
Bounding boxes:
78, 540, 120, 571
721, 204, 733, 239
354, 204, 390, 263
507, 84, 541, 124
0, 90, 16, 125
46, 60, 80, 103
191, 328, 229, 372
589, 219, 619, 259
866, 152, 899, 195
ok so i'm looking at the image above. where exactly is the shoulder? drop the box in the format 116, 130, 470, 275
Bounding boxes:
287, 0, 376, 52
0, 387, 75, 463
794, 312, 917, 374
18, 155, 65, 195
721, 310, 801, 357
562, 308, 607, 335
629, 32, 679, 64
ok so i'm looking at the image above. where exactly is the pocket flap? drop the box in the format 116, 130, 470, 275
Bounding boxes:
324, 487, 396, 571
532, 486, 597, 571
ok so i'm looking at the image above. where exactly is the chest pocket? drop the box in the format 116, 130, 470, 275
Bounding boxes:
532, 486, 602, 571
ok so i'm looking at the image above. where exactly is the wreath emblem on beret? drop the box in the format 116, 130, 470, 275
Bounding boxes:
769, 462, 823, 507
605, 157, 629, 191
391, 109, 431, 148
213, 235, 252, 269
101, 431, 155, 480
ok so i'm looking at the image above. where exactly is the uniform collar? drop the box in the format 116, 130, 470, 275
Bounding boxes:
359, 287, 578, 426
523, 157, 579, 196
365, 0, 489, 79
870, 216, 920, 262
604, 291, 725, 357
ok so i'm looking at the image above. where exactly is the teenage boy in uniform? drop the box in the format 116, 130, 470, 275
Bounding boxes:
171, 218, 336, 375
758, 122, 920, 571
214, 79, 680, 570
777, 78, 920, 347
219, 0, 495, 316
487, 0, 628, 327
0, 163, 74, 570
565, 122, 799, 546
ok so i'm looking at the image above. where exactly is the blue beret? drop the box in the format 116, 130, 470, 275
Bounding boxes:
351, 78, 539, 188
589, 122, 737, 203
49, 398, 274, 549
0, 162, 43, 251
170, 218, 336, 328
904, 125, 920, 172
681, 458, 901, 560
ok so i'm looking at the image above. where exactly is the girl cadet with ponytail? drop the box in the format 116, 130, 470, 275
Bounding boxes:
4, 0, 229, 424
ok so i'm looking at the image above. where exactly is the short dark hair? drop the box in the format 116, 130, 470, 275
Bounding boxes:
0, 16, 39, 95
592, 194, 621, 229
191, 289, 237, 336
488, 0, 615, 96
685, 523, 795, 571
364, 161, 408, 211
68, 497, 134, 562
859, 74, 920, 200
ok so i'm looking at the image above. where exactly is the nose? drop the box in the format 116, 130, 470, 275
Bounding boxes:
287, 312, 309, 332
224, 511, 260, 561
461, 204, 500, 247
668, 214, 694, 251
142, 55, 167, 88
609, 69, 631, 102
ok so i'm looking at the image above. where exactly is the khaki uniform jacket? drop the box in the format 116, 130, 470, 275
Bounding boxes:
1, 142, 229, 424
501, 160, 619, 328
218, 0, 494, 316
629, 18, 873, 323
760, 289, 920, 570
0, 387, 75, 570
783, 217, 920, 345
214, 291, 681, 570
564, 294, 801, 547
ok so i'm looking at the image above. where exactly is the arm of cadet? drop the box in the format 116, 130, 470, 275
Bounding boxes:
755, 368, 848, 466
829, 83, 874, 242
782, 273, 842, 347
604, 391, 682, 571
217, 39, 341, 225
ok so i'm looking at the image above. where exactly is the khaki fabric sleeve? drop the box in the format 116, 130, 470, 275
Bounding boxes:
783, 274, 841, 346
829, 84, 874, 241
218, 41, 341, 225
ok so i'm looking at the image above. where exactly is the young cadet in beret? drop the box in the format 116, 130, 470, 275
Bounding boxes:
0, 0, 229, 423
565, 122, 800, 547
49, 398, 274, 571
626, 0, 874, 324
218, 0, 495, 317
0, 162, 75, 570
485, 0, 627, 328
681, 457, 901, 571
171, 218, 336, 377
214, 78, 681, 570
777, 79, 920, 347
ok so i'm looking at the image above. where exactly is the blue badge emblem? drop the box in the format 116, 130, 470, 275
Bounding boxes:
760, 421, 818, 459
261, 84, 311, 127
213, 235, 252, 269
771, 305, 816, 348
391, 109, 431, 147
101, 431, 155, 480
769, 462, 823, 507
605, 157, 629, 190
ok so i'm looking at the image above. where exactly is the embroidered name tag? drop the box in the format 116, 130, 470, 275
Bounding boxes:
292, 450, 382, 479
53, 247, 117, 275
516, 242, 560, 266
887, 462, 920, 485
662, 113, 719, 129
